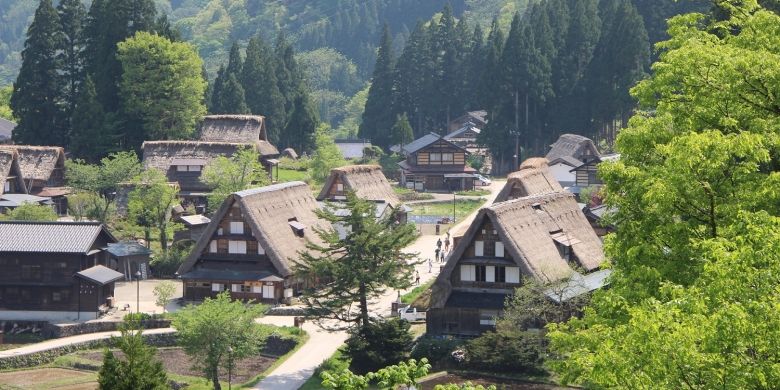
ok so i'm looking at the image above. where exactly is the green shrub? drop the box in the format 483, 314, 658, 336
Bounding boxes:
411, 337, 463, 367
465, 330, 545, 373
344, 318, 414, 374
123, 312, 152, 322
150, 243, 191, 278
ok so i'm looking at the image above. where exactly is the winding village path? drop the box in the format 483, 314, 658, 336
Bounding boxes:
253, 180, 504, 390
0, 181, 504, 390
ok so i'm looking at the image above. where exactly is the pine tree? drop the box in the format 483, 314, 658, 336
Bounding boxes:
283, 94, 318, 153
10, 0, 65, 146
359, 24, 396, 149
209, 65, 226, 113
275, 32, 307, 120
225, 41, 243, 79
242, 35, 285, 143
393, 21, 433, 137
57, 0, 86, 144
70, 77, 113, 162
97, 323, 169, 390
218, 73, 250, 115
477, 19, 504, 114
432, 4, 459, 128
463, 23, 485, 110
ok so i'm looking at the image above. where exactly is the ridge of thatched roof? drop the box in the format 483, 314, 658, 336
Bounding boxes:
0, 145, 65, 182
178, 181, 327, 278
142, 140, 279, 172
431, 191, 604, 309
317, 165, 401, 206
0, 149, 27, 196
495, 158, 563, 203
545, 134, 600, 163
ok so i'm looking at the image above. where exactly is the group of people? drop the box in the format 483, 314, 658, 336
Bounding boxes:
415, 232, 453, 285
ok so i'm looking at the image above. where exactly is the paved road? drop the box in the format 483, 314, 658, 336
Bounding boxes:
0, 327, 175, 358
253, 180, 504, 390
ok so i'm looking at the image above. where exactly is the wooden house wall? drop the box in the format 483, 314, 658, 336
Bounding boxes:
449, 219, 521, 290
575, 163, 601, 187
324, 176, 347, 200
411, 141, 467, 167
427, 307, 494, 337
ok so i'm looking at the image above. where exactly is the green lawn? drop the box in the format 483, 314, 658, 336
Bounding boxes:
402, 279, 434, 305
410, 198, 487, 218
275, 168, 309, 183
455, 188, 491, 196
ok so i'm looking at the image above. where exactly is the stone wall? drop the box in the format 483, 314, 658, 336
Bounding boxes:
42, 319, 171, 338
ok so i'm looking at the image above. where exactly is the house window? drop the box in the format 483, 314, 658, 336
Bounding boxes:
257, 242, 265, 255
460, 265, 475, 282
209, 240, 217, 253
588, 171, 599, 184
480, 310, 498, 326
506, 267, 520, 283
262, 284, 275, 298
228, 240, 247, 254
188, 165, 201, 172
474, 241, 484, 256
3, 181, 9, 192
176, 165, 187, 172
201, 283, 211, 287
232, 284, 251, 293
230, 222, 244, 235
495, 242, 504, 257
52, 292, 62, 302
211, 283, 224, 292
486, 266, 495, 282
475, 265, 487, 282
441, 153, 454, 162
430, 153, 441, 162
336, 183, 344, 192
495, 266, 506, 283
251, 285, 262, 293
217, 227, 224, 235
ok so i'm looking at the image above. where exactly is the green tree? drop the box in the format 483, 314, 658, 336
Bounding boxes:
56, 0, 86, 137
547, 3, 780, 387
434, 383, 496, 390
66, 151, 142, 223
0, 203, 57, 221
283, 93, 319, 153
172, 291, 266, 390
242, 35, 285, 143
309, 124, 346, 182
295, 193, 418, 330
391, 113, 414, 148
201, 146, 269, 211
344, 318, 414, 374
0, 85, 13, 121
128, 169, 179, 255
359, 24, 396, 149
117, 31, 206, 148
10, 0, 65, 146
320, 358, 430, 390
217, 73, 250, 115
97, 322, 168, 390
152, 280, 176, 313
69, 77, 113, 162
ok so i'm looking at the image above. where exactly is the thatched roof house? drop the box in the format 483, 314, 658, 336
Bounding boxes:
281, 148, 298, 159
427, 190, 604, 336
545, 134, 599, 164
177, 181, 327, 302
0, 145, 66, 189
0, 149, 26, 196
494, 158, 563, 203
317, 165, 401, 206
197, 115, 278, 156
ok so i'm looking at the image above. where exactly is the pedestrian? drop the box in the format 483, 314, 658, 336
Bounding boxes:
435, 248, 440, 262
440, 250, 445, 262
428, 258, 432, 273
415, 270, 420, 285
444, 235, 450, 252
436, 237, 442, 250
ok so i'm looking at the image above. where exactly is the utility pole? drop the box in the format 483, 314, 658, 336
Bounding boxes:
514, 91, 520, 171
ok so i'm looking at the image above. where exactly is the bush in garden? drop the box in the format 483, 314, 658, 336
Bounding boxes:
465, 329, 545, 373
344, 318, 413, 374
411, 337, 463, 367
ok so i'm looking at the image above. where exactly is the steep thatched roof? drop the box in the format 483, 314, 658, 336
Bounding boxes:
0, 145, 65, 182
317, 165, 401, 206
142, 139, 279, 171
495, 158, 563, 203
196, 115, 279, 156
178, 181, 327, 278
545, 134, 600, 163
0, 149, 26, 196
431, 191, 604, 309
282, 148, 298, 159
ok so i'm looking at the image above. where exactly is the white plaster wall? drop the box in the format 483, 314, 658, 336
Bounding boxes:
549, 163, 576, 187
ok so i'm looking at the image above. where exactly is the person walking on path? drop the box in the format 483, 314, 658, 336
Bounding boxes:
444, 235, 451, 252
415, 270, 420, 285
435, 248, 441, 262
428, 258, 433, 273
436, 237, 443, 251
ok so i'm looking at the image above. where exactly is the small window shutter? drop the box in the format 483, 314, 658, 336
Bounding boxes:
263, 285, 275, 298
210, 240, 217, 253
506, 267, 520, 283
486, 266, 495, 282
460, 265, 475, 281
475, 241, 484, 257
495, 242, 505, 258
211, 283, 222, 292
257, 242, 265, 255
230, 222, 243, 235
251, 285, 262, 293
231, 284, 240, 292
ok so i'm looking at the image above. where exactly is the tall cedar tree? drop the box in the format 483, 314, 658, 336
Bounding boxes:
283, 93, 318, 153
476, 19, 504, 116
10, 0, 65, 146
70, 77, 113, 162
359, 24, 396, 149
393, 21, 433, 137
56, 0, 86, 141
211, 42, 247, 114
97, 323, 168, 390
275, 32, 307, 119
391, 113, 414, 147
242, 35, 285, 143
295, 193, 418, 330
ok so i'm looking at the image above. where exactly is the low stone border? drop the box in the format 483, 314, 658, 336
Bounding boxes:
42, 319, 172, 339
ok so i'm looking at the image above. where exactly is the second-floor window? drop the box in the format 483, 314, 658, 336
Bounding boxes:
228, 240, 246, 254
441, 153, 454, 162
230, 222, 244, 235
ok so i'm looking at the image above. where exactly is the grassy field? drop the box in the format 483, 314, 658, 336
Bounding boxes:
394, 186, 436, 201
455, 188, 491, 196
275, 168, 309, 182
410, 198, 487, 218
